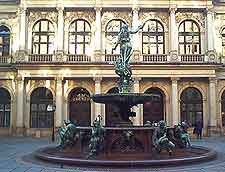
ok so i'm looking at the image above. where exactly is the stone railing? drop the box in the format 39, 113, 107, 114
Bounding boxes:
0, 56, 11, 64
66, 54, 91, 62
28, 54, 53, 62
180, 54, 205, 62
105, 54, 120, 62
142, 54, 168, 62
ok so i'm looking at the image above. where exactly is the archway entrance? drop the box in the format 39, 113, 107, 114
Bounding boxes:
30, 87, 53, 128
180, 87, 203, 127
69, 87, 91, 126
105, 87, 119, 126
0, 88, 11, 127
143, 87, 165, 124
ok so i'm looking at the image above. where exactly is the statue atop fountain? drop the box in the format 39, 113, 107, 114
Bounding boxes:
112, 23, 145, 93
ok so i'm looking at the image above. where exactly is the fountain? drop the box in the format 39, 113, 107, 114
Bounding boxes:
35, 22, 216, 167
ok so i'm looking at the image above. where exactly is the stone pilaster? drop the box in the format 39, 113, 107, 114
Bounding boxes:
93, 77, 103, 123
171, 77, 179, 126
169, 6, 178, 62
55, 76, 63, 127
94, 7, 102, 62
132, 7, 141, 62
208, 77, 218, 135
132, 77, 141, 125
206, 9, 216, 62
16, 7, 28, 62
16, 75, 25, 135
55, 5, 64, 62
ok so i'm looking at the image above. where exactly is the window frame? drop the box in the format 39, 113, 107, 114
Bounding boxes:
0, 25, 10, 56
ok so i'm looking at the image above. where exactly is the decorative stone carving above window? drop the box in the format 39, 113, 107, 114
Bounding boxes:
28, 11, 58, 27
139, 12, 169, 31
176, 12, 205, 28
65, 11, 95, 25
102, 11, 132, 30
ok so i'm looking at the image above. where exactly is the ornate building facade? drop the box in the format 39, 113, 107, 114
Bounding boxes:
0, 0, 225, 137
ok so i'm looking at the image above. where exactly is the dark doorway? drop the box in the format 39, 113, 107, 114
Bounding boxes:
105, 87, 119, 126
221, 90, 225, 127
143, 87, 165, 124
180, 87, 203, 127
30, 87, 53, 128
0, 88, 11, 127
69, 87, 91, 126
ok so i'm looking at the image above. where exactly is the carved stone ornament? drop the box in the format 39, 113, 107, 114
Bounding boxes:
102, 11, 132, 29
207, 50, 216, 62
28, 11, 58, 27
15, 50, 28, 62
139, 12, 169, 29
176, 12, 205, 28
170, 50, 178, 61
55, 51, 64, 62
64, 11, 95, 25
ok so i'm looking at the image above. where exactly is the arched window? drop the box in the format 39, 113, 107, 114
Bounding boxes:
69, 87, 91, 126
143, 87, 165, 124
0, 88, 11, 127
0, 25, 10, 56
221, 90, 225, 126
30, 87, 53, 128
105, 87, 119, 126
32, 19, 54, 54
222, 28, 225, 57
68, 19, 91, 55
105, 19, 126, 54
180, 87, 203, 127
142, 20, 165, 54
179, 20, 201, 54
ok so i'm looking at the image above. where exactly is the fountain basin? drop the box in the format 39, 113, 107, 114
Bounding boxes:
35, 127, 217, 167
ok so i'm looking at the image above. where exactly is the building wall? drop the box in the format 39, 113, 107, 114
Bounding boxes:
0, 0, 225, 136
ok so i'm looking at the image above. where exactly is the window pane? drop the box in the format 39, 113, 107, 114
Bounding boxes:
150, 44, 156, 54
77, 35, 84, 42
69, 44, 75, 54
179, 36, 184, 43
150, 36, 156, 43
143, 36, 149, 42
85, 35, 90, 42
179, 44, 184, 54
158, 44, 164, 54
179, 23, 184, 32
186, 36, 193, 42
77, 21, 84, 31
76, 44, 84, 54
185, 21, 192, 32
40, 36, 47, 42
34, 35, 39, 42
158, 36, 163, 43
143, 44, 149, 54
41, 21, 48, 31
40, 44, 47, 54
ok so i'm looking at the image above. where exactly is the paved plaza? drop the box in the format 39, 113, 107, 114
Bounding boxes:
0, 136, 225, 172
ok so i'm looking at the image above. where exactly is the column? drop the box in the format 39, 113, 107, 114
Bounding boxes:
16, 6, 27, 62
16, 75, 24, 134
94, 7, 102, 61
55, 77, 63, 127
94, 77, 102, 123
171, 77, 179, 126
209, 77, 217, 127
132, 7, 141, 61
169, 6, 179, 61
55, 5, 64, 61
206, 9, 216, 62
133, 77, 141, 125
18, 7, 27, 51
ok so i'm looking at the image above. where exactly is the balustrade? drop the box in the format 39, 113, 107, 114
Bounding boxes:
0, 56, 11, 64
66, 54, 91, 62
28, 54, 53, 62
142, 54, 168, 62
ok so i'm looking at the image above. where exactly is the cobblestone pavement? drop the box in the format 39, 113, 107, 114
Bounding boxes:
0, 136, 225, 172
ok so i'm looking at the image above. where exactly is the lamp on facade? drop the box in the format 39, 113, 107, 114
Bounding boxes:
47, 103, 56, 142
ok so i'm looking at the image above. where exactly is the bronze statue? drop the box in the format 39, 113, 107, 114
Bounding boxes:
174, 121, 191, 148
152, 120, 175, 155
88, 115, 105, 158
58, 120, 78, 149
112, 22, 146, 93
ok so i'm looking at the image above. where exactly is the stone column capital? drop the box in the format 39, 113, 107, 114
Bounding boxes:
94, 7, 102, 12
55, 76, 64, 83
209, 77, 217, 83
93, 77, 102, 83
56, 4, 64, 12
171, 77, 180, 83
169, 6, 177, 14
133, 77, 141, 83
132, 7, 140, 13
